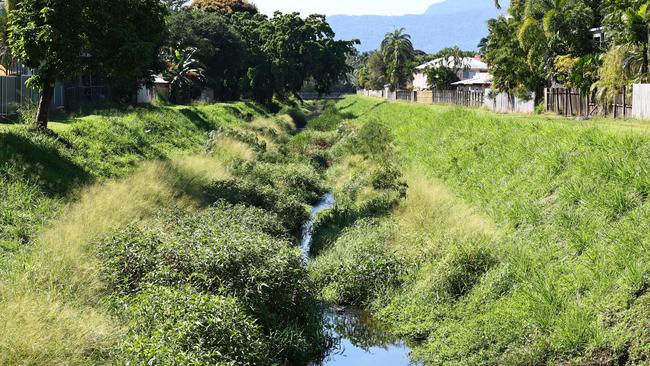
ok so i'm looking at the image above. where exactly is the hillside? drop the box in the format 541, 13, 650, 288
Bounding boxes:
0, 103, 334, 365
308, 96, 650, 365
328, 0, 509, 53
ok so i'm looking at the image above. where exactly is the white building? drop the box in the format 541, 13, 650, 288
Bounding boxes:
412, 56, 489, 90
451, 72, 493, 93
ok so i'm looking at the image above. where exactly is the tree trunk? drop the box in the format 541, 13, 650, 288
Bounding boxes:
36, 68, 56, 130
643, 41, 649, 76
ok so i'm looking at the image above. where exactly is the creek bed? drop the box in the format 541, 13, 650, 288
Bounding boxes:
301, 194, 417, 366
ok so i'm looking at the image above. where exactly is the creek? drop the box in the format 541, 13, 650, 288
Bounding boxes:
301, 194, 417, 366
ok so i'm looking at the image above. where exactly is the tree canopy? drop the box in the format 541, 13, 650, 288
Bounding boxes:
7, 0, 167, 128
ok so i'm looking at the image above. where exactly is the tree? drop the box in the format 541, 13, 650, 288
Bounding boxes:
166, 9, 246, 100
483, 16, 544, 99
231, 12, 356, 103
380, 28, 415, 91
191, 0, 258, 15
357, 51, 387, 90
7, 0, 167, 130
426, 66, 460, 90
163, 48, 206, 103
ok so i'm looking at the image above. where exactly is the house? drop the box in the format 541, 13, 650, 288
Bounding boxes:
451, 72, 492, 93
137, 75, 170, 104
412, 56, 489, 90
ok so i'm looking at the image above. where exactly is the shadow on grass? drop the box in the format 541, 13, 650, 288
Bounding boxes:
0, 131, 90, 196
178, 108, 214, 132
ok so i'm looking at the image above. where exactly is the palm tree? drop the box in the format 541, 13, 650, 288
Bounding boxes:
163, 47, 206, 103
380, 28, 414, 91
621, 3, 650, 79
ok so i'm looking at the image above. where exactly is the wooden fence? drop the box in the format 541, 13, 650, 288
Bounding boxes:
545, 87, 632, 118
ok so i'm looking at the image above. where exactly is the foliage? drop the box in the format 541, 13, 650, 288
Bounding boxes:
484, 16, 544, 99
168, 9, 356, 104
7, 0, 166, 127
115, 286, 272, 365
165, 9, 247, 100
191, 0, 258, 15
592, 46, 633, 105
426, 66, 460, 90
554, 54, 601, 95
310, 219, 404, 305
484, 0, 599, 99
380, 28, 415, 91
356, 51, 388, 90
162, 47, 206, 103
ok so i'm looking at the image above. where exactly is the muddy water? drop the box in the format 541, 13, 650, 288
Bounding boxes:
301, 194, 417, 366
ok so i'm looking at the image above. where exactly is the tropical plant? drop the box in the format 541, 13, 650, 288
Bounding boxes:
163, 47, 205, 103
426, 66, 460, 90
380, 28, 415, 91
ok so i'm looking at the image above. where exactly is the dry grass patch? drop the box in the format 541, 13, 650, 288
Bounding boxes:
391, 171, 498, 261
209, 135, 256, 162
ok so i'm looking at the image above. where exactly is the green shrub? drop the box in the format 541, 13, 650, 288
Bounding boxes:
98, 202, 327, 363
115, 286, 272, 366
232, 161, 326, 204
287, 108, 308, 128
204, 180, 309, 236
307, 106, 352, 131
310, 219, 404, 305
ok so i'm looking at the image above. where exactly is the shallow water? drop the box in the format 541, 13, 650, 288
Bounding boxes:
302, 194, 416, 366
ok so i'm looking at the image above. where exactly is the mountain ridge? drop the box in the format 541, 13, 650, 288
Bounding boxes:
328, 0, 508, 53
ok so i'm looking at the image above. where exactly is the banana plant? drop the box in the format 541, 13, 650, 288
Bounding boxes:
163, 47, 206, 103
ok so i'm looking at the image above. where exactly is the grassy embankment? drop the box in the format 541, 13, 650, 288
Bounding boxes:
0, 101, 333, 365
308, 96, 650, 365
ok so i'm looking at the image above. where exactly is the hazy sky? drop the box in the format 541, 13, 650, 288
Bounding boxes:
253, 0, 443, 16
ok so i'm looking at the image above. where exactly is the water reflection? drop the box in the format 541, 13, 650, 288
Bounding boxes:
314, 307, 417, 366
303, 193, 417, 366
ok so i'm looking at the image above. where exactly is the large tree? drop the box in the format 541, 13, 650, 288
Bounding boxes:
7, 0, 167, 130
166, 9, 246, 100
191, 0, 258, 15
231, 11, 356, 103
380, 28, 415, 91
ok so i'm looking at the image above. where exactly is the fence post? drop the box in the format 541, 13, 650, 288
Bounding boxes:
623, 86, 627, 119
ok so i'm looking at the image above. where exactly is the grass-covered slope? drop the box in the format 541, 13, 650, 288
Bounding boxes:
311, 96, 650, 365
0, 102, 330, 365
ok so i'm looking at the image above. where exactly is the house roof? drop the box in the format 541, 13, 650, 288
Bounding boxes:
451, 72, 493, 86
416, 56, 488, 71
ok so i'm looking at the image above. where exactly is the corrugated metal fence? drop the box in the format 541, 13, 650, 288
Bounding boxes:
0, 75, 65, 117
357, 88, 534, 114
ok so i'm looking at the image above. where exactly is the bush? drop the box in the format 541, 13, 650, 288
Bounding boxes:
287, 108, 308, 128
97, 202, 327, 363
310, 219, 404, 305
307, 106, 352, 132
204, 180, 309, 236
116, 286, 272, 366
232, 161, 326, 204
